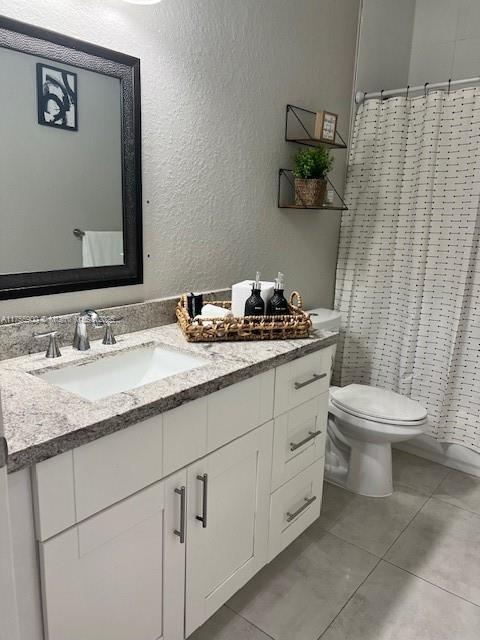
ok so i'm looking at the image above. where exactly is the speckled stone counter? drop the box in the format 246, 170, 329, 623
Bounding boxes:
0, 323, 337, 473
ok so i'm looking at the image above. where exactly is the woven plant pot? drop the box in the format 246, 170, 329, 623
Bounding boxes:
294, 178, 327, 207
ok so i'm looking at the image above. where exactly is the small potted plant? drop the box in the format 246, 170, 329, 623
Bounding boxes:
292, 146, 333, 207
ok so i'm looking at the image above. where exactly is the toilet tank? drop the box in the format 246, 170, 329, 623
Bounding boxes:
307, 308, 341, 333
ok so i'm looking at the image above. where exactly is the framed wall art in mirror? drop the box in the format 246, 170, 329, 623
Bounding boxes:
0, 16, 142, 299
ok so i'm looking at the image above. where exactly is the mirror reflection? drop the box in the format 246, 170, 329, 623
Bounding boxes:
0, 47, 124, 274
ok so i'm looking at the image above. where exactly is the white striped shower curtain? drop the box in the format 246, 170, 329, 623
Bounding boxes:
335, 88, 480, 451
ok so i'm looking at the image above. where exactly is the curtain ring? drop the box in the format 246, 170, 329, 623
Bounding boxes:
406, 85, 410, 99
364, 91, 367, 102
424, 82, 429, 98
380, 89, 385, 101
448, 78, 452, 94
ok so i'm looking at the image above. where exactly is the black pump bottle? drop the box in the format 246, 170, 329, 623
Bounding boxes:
244, 272, 265, 316
267, 272, 289, 315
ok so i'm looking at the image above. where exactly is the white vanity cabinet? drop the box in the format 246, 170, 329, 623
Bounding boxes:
37, 422, 274, 640
32, 346, 334, 640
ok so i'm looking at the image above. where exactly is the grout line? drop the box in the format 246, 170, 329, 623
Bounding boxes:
428, 494, 480, 520
380, 493, 431, 560
321, 528, 382, 560
321, 481, 432, 560
320, 480, 357, 533
429, 468, 452, 496
223, 604, 277, 640
316, 556, 382, 639
382, 558, 480, 610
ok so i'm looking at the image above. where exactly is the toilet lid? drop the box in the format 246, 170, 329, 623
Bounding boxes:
331, 384, 427, 423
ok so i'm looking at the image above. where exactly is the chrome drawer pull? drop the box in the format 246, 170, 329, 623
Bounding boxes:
196, 473, 208, 528
290, 430, 322, 452
286, 496, 317, 522
174, 486, 186, 544
294, 373, 326, 390
0, 436, 8, 470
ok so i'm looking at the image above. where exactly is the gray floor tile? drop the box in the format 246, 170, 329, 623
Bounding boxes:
189, 606, 272, 640
321, 561, 480, 640
326, 483, 429, 557
434, 469, 480, 515
392, 449, 450, 494
227, 529, 378, 640
386, 498, 480, 606
316, 481, 357, 531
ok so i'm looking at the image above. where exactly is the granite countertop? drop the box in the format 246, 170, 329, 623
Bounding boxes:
0, 323, 337, 473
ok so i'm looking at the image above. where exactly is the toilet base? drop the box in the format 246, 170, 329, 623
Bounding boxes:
325, 418, 394, 497
346, 440, 393, 497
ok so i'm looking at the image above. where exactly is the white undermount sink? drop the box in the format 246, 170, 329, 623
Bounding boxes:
38, 345, 206, 401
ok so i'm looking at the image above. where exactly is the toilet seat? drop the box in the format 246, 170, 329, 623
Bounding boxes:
330, 384, 427, 426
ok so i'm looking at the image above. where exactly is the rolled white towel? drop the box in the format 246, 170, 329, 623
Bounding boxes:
198, 304, 233, 318
193, 304, 232, 328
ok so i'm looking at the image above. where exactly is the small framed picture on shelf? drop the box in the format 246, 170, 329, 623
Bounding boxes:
314, 110, 338, 143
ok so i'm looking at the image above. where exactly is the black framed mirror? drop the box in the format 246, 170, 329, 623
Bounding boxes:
0, 17, 142, 300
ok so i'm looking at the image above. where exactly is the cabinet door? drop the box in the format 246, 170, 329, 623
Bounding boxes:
0, 468, 20, 640
40, 470, 186, 640
185, 422, 273, 637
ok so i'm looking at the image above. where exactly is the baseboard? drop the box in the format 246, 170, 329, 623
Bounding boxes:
395, 435, 480, 478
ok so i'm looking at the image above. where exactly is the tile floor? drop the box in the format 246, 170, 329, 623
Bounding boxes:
190, 450, 480, 640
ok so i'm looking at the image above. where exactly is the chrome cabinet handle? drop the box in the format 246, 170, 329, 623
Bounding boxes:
290, 430, 322, 452
173, 486, 186, 544
196, 474, 208, 528
286, 496, 317, 522
0, 437, 8, 470
294, 373, 326, 390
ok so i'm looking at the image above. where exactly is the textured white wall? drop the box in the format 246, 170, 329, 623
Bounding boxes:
0, 0, 360, 317
356, 0, 416, 93
409, 0, 480, 85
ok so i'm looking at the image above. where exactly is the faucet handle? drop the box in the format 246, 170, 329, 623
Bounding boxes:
80, 309, 104, 327
102, 316, 124, 346
34, 330, 62, 358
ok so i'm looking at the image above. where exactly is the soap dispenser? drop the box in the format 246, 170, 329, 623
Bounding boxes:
267, 272, 290, 315
244, 272, 265, 316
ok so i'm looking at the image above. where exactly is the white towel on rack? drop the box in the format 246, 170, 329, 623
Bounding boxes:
82, 231, 124, 267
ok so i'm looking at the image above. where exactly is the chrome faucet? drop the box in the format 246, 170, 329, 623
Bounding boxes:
73, 309, 104, 351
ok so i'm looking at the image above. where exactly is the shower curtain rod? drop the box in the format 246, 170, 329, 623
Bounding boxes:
355, 76, 480, 104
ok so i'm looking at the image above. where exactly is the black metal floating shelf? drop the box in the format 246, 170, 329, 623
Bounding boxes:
285, 137, 347, 150
278, 169, 348, 211
285, 104, 348, 149
279, 204, 348, 211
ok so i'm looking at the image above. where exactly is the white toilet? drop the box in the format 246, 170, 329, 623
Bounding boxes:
309, 308, 429, 497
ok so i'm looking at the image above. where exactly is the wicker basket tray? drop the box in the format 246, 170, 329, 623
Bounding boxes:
176, 291, 312, 342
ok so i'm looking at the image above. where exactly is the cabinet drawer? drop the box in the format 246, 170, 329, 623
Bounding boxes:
207, 370, 274, 452
271, 394, 328, 491
274, 347, 333, 416
33, 451, 76, 542
34, 414, 164, 539
268, 458, 324, 562
163, 397, 208, 476
73, 414, 164, 522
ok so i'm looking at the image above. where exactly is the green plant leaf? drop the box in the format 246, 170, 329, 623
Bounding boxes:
292, 146, 333, 179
